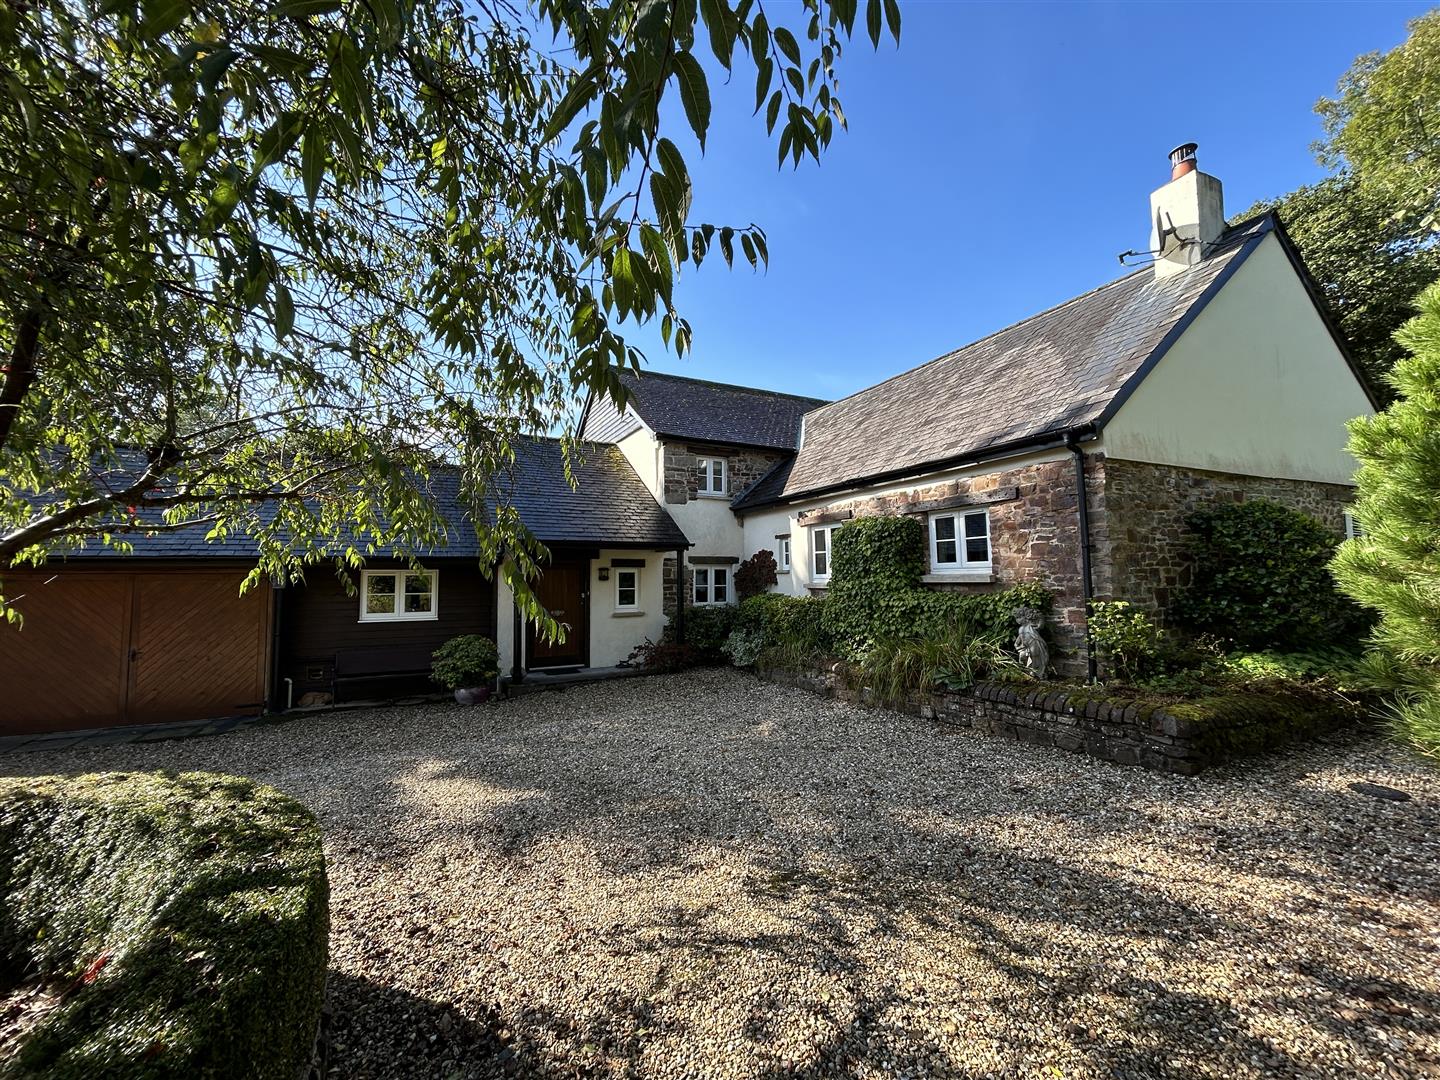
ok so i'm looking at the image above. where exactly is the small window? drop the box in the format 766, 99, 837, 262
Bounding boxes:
1344, 511, 1364, 540
811, 525, 837, 580
777, 536, 791, 572
616, 568, 639, 610
697, 457, 727, 496
930, 510, 991, 571
360, 569, 438, 622
693, 566, 729, 605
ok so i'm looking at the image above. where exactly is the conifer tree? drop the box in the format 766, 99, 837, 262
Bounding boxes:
1332, 281, 1440, 754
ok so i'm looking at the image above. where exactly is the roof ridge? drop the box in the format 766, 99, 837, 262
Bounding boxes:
621, 367, 828, 405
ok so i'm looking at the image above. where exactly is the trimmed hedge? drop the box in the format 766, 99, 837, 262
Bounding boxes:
0, 772, 329, 1079
824, 515, 1051, 654
736, 593, 832, 653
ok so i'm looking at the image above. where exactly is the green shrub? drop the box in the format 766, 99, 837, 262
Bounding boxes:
1088, 600, 1165, 683
721, 627, 767, 668
669, 604, 741, 660
1332, 282, 1440, 754
430, 634, 500, 689
1176, 499, 1366, 649
823, 515, 1051, 657
0, 772, 328, 1079
736, 593, 832, 654
734, 549, 778, 601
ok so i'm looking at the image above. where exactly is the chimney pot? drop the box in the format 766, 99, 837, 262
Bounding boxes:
1169, 142, 1198, 181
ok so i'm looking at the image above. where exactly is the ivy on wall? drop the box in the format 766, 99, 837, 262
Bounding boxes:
823, 516, 1051, 655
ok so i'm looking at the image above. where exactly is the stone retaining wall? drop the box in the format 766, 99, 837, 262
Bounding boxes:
756, 666, 1356, 776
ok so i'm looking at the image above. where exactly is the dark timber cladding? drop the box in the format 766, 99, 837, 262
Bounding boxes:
279, 560, 496, 703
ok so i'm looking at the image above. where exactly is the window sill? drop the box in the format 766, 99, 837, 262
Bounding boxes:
695, 492, 730, 500
358, 613, 440, 623
692, 601, 733, 607
611, 610, 646, 618
921, 571, 993, 585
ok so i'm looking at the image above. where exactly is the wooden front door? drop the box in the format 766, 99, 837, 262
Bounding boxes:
0, 570, 271, 734
527, 559, 588, 669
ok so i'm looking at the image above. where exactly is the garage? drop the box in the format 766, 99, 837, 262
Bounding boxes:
0, 568, 273, 735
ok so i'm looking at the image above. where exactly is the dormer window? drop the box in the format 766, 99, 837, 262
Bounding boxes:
697, 456, 727, 497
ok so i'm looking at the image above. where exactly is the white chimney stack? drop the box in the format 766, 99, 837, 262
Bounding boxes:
1149, 143, 1224, 279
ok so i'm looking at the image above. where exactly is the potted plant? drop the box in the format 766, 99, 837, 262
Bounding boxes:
431, 634, 500, 704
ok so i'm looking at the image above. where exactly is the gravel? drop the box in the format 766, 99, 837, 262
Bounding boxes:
3, 668, 1437, 1079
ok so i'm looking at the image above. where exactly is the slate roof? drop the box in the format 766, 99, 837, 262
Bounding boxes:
500, 439, 688, 548
34, 439, 687, 558
612, 369, 827, 450
734, 215, 1277, 510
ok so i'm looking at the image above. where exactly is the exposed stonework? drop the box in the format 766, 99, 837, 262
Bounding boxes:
755, 667, 1357, 776
797, 455, 1104, 676
662, 442, 788, 505
1100, 458, 1355, 617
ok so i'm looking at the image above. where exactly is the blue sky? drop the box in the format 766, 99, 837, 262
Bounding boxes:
621, 0, 1433, 402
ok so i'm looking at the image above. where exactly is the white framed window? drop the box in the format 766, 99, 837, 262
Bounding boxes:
615, 568, 640, 611
697, 457, 727, 497
776, 536, 791, 572
1344, 511, 1364, 540
360, 569, 438, 622
929, 510, 991, 571
693, 566, 730, 605
811, 524, 838, 581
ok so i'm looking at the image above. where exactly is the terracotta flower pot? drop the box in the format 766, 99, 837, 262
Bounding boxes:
453, 685, 493, 706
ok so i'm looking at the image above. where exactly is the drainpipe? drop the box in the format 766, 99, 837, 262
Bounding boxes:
673, 546, 686, 643
1067, 436, 1099, 682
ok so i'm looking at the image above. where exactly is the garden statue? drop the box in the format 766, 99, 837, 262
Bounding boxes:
1012, 606, 1049, 679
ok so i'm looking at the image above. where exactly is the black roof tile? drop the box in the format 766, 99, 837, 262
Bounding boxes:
614, 369, 826, 450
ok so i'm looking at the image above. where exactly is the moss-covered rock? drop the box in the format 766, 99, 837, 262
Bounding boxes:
0, 772, 328, 1079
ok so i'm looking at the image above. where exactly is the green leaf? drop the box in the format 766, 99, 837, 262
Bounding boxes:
866, 0, 882, 47
883, 0, 901, 41
773, 26, 801, 67
274, 280, 295, 339
699, 0, 734, 70
672, 51, 712, 151
754, 56, 773, 113
765, 89, 781, 134
2, 75, 38, 138
198, 46, 239, 92
140, 0, 189, 38
543, 66, 598, 143
301, 124, 324, 204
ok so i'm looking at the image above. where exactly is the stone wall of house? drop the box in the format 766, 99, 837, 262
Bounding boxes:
1099, 457, 1355, 617
662, 443, 788, 504
798, 454, 1105, 676
755, 667, 1356, 776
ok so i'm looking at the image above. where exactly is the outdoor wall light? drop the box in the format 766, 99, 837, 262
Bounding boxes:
598, 567, 610, 581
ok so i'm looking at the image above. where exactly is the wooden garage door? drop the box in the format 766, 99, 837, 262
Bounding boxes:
0, 571, 271, 735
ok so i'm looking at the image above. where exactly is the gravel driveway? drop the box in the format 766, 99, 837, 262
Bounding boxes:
4, 669, 1437, 1079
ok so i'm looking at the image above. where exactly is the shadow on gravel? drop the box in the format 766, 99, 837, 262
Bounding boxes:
325, 970, 528, 1079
